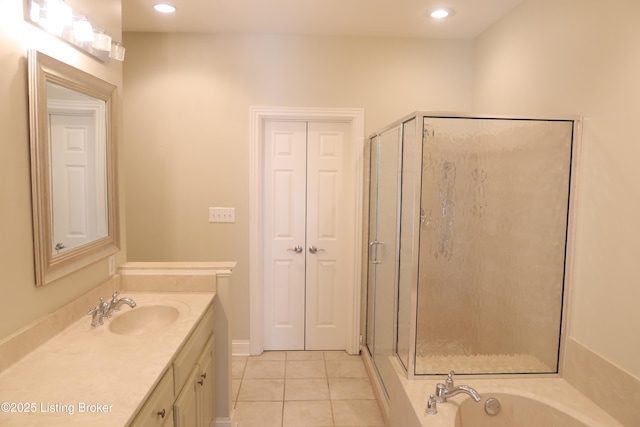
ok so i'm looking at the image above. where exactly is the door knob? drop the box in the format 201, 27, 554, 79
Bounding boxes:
309, 246, 325, 254
287, 245, 303, 253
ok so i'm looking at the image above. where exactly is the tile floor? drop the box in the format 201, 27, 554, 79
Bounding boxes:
232, 351, 385, 427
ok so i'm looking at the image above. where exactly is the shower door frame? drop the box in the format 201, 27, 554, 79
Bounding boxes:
368, 111, 582, 381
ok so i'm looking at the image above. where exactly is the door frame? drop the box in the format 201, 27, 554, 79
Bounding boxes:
249, 106, 365, 355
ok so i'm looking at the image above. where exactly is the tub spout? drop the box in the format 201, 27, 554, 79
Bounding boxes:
436, 383, 482, 403
433, 370, 482, 404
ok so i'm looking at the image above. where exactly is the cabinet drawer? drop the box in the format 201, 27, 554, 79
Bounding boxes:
173, 304, 213, 394
129, 367, 174, 427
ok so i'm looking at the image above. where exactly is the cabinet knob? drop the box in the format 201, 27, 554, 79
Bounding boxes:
157, 409, 166, 418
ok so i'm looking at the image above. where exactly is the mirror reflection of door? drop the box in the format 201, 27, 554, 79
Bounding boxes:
47, 82, 108, 255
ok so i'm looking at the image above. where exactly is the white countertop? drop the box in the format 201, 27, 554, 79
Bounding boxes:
0, 292, 215, 427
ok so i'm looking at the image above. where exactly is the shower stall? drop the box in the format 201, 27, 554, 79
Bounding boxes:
365, 112, 578, 395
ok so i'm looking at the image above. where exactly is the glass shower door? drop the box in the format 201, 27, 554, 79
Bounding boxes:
366, 126, 401, 397
415, 117, 574, 375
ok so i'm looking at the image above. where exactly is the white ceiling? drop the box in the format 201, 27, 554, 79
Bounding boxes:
123, 0, 525, 40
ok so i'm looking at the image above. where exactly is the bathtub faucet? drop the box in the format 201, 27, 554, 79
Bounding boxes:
436, 382, 482, 402
436, 370, 482, 403
426, 371, 482, 415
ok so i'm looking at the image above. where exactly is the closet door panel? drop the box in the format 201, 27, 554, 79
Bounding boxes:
263, 120, 307, 350
306, 122, 350, 350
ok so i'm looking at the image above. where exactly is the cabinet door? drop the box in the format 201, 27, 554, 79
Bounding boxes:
129, 368, 174, 427
197, 335, 215, 427
173, 366, 198, 427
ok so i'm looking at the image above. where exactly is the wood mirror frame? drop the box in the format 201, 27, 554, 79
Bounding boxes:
28, 50, 119, 286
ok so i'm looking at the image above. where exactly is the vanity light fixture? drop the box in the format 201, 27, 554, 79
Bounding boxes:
154, 3, 177, 13
26, 0, 125, 62
430, 8, 453, 19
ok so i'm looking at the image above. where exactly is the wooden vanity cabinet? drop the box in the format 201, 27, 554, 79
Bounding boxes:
129, 304, 215, 427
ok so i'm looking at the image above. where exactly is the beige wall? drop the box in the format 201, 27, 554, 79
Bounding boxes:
473, 0, 640, 378
0, 0, 125, 341
122, 32, 474, 340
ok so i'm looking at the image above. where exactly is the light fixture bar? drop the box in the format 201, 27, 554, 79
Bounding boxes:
27, 0, 125, 62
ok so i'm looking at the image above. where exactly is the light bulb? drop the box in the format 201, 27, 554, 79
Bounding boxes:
153, 3, 176, 13
73, 17, 93, 42
30, 1, 41, 23
430, 9, 450, 19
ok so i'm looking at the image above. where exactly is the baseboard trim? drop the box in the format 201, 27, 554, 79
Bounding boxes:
214, 416, 232, 427
232, 340, 250, 356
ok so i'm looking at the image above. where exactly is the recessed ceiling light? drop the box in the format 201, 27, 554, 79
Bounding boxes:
430, 8, 452, 19
154, 3, 176, 13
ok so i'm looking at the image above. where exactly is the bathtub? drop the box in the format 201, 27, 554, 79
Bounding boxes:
385, 358, 624, 427
456, 393, 598, 427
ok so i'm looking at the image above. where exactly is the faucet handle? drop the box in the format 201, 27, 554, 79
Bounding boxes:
446, 370, 455, 389
426, 394, 438, 415
88, 298, 107, 326
109, 291, 121, 312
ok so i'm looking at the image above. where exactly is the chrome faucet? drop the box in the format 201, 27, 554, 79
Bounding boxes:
87, 292, 136, 327
105, 292, 136, 316
426, 371, 482, 415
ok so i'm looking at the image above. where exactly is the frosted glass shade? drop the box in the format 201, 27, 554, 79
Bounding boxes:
109, 42, 126, 61
92, 31, 112, 51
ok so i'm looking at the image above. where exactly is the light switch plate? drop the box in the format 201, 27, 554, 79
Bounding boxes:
209, 207, 235, 223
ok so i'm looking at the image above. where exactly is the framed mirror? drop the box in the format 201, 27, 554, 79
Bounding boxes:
28, 50, 119, 286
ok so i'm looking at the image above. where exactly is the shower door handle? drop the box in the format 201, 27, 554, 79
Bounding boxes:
369, 241, 384, 264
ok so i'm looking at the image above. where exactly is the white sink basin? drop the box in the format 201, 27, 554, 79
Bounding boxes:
109, 305, 180, 335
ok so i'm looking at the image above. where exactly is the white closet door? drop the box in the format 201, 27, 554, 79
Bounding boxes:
263, 120, 308, 350
263, 120, 350, 351
305, 122, 349, 350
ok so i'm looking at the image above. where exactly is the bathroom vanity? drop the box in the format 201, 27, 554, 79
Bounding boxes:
129, 298, 215, 427
0, 262, 235, 427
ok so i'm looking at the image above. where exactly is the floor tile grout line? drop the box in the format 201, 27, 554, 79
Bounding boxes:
281, 352, 287, 427
324, 351, 337, 427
